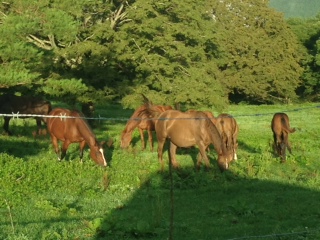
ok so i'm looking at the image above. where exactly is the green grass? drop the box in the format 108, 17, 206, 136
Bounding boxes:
1, 102, 320, 239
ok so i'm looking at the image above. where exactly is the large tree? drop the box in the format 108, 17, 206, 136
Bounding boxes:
0, 0, 304, 109
210, 0, 303, 104
0, 0, 121, 104
115, 0, 303, 107
287, 15, 320, 101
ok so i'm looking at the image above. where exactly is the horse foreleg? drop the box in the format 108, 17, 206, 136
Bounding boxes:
169, 142, 179, 169
138, 128, 146, 150
50, 135, 61, 160
157, 138, 166, 171
198, 143, 211, 169
79, 141, 86, 163
147, 130, 154, 152
233, 135, 238, 160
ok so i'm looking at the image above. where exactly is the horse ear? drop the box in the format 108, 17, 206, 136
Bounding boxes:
141, 94, 152, 105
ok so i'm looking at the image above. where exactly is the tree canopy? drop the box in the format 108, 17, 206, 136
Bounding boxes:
0, 0, 312, 109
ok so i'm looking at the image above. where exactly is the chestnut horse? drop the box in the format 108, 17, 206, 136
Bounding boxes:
213, 113, 239, 161
120, 104, 172, 151
46, 108, 107, 166
271, 112, 295, 162
0, 94, 52, 135
150, 108, 233, 171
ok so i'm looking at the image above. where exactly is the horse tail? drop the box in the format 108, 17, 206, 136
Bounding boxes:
281, 116, 295, 133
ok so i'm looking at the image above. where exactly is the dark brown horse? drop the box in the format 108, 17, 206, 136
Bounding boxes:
213, 113, 239, 161
120, 104, 172, 151
0, 94, 52, 135
151, 109, 233, 171
46, 108, 107, 166
271, 112, 295, 162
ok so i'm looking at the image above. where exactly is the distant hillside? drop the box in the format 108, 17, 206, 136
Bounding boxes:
269, 0, 320, 18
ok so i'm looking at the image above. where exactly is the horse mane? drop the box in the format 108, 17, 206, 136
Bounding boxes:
202, 114, 227, 154
72, 110, 99, 146
141, 94, 163, 119
122, 105, 147, 133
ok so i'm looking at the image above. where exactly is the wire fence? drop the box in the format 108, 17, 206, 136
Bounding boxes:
0, 104, 319, 122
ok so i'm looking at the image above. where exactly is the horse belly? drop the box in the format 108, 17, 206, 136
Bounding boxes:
167, 122, 197, 147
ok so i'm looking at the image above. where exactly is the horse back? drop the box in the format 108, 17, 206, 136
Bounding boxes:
271, 113, 295, 134
47, 108, 86, 141
215, 114, 237, 135
0, 94, 51, 115
156, 110, 215, 145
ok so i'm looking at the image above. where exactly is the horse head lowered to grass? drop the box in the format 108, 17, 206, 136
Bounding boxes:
46, 108, 107, 167
214, 113, 239, 161
0, 94, 52, 136
144, 100, 233, 171
120, 100, 172, 151
271, 112, 295, 162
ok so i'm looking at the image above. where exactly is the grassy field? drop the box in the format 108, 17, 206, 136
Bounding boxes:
1, 102, 320, 240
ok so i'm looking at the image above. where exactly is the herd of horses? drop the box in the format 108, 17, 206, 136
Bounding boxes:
0, 94, 295, 171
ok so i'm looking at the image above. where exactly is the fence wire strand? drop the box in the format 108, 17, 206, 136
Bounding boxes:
0, 105, 319, 122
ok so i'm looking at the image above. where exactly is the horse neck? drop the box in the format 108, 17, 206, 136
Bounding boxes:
124, 109, 144, 133
207, 121, 224, 153
76, 118, 98, 148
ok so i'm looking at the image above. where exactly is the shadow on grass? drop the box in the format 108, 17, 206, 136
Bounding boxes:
94, 165, 320, 239
0, 134, 49, 159
238, 139, 261, 154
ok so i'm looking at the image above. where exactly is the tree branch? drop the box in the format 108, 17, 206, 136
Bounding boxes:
26, 34, 53, 50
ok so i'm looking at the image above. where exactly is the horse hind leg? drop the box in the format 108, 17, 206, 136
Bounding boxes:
61, 140, 71, 161
280, 142, 287, 163
272, 133, 278, 155
284, 133, 293, 155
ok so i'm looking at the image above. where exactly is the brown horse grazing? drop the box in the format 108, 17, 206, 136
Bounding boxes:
46, 108, 107, 167
214, 113, 239, 161
153, 109, 233, 171
271, 112, 295, 162
0, 94, 52, 135
120, 104, 173, 151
